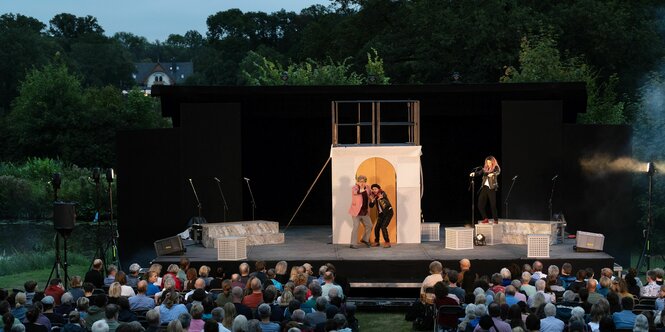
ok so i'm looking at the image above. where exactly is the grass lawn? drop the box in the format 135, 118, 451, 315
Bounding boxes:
356, 311, 412, 332
0, 264, 88, 290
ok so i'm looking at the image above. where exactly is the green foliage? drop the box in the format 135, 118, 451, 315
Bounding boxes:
5, 60, 167, 166
631, 71, 665, 254
239, 49, 389, 86
501, 33, 625, 125
0, 158, 116, 219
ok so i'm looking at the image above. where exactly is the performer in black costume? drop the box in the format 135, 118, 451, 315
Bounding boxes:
369, 184, 394, 248
470, 156, 501, 224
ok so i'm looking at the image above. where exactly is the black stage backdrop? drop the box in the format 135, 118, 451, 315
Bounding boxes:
116, 83, 633, 266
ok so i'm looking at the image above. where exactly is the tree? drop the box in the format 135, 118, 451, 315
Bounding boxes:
48, 13, 104, 39
5, 59, 168, 166
0, 14, 58, 113
5, 59, 86, 162
239, 49, 388, 86
501, 33, 625, 125
113, 32, 151, 61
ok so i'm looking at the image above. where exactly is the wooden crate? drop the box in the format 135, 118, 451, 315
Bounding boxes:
445, 227, 473, 250
421, 222, 440, 241
475, 224, 503, 245
216, 237, 247, 260
527, 234, 550, 258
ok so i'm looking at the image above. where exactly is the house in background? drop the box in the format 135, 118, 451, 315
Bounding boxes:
132, 61, 194, 94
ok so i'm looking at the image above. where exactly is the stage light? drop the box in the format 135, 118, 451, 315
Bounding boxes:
474, 233, 486, 246
646, 162, 655, 176
105, 168, 115, 183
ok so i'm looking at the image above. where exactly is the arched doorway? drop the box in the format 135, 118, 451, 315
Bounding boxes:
356, 157, 397, 244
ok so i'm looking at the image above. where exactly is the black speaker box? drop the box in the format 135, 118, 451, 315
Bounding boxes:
54, 202, 76, 232
154, 236, 185, 256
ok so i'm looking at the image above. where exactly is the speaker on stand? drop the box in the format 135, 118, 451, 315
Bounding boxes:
47, 173, 76, 289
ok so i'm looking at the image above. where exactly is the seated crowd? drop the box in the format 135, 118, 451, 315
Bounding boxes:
0, 258, 358, 332
417, 259, 665, 332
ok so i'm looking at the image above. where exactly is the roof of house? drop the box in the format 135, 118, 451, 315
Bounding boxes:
133, 61, 194, 86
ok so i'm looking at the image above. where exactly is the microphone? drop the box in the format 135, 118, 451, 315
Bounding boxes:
551, 175, 558, 181
512, 175, 518, 181
243, 177, 250, 181
213, 177, 220, 182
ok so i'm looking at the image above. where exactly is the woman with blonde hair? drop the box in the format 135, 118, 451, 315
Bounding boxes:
278, 290, 294, 308
149, 264, 163, 286
274, 261, 289, 284
114, 271, 135, 297
108, 282, 122, 304
198, 265, 213, 287
470, 155, 501, 224
288, 266, 299, 282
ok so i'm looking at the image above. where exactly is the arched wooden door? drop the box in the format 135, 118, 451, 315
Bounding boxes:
356, 157, 397, 244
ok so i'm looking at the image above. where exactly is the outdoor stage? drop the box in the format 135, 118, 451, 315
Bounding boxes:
151, 223, 614, 297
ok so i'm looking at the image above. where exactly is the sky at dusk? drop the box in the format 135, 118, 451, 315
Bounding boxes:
0, 0, 329, 41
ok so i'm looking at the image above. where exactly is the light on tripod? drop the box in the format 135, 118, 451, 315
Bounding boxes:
106, 168, 115, 183
646, 162, 655, 176
92, 168, 101, 183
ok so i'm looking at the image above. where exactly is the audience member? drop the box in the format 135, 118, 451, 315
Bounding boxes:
85, 260, 105, 289
231, 287, 252, 319
104, 265, 118, 287
104, 304, 120, 332
520, 272, 536, 298
86, 294, 109, 330
567, 270, 586, 294
188, 304, 205, 332
129, 281, 155, 311
642, 270, 660, 297
558, 263, 576, 290
612, 296, 636, 329
539, 303, 564, 332
91, 320, 109, 332
159, 291, 188, 324
586, 279, 603, 304
126, 264, 141, 288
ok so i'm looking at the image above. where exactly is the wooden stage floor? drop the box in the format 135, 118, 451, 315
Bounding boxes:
152, 225, 614, 285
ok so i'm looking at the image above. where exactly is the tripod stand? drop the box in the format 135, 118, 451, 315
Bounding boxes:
636, 162, 655, 273
48, 173, 70, 289
89, 169, 121, 272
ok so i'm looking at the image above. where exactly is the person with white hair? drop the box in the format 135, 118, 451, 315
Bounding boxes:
231, 315, 247, 332
526, 280, 552, 307
420, 261, 443, 303
348, 174, 373, 249
539, 303, 564, 332
91, 319, 110, 332
500, 268, 512, 286
633, 314, 649, 332
457, 303, 477, 332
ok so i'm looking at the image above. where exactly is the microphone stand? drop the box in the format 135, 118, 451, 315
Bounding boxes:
214, 178, 229, 222
244, 178, 257, 220
188, 179, 206, 224
548, 175, 558, 221
504, 176, 518, 219
468, 168, 478, 224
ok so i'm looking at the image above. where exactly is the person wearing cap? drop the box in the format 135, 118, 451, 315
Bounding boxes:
41, 296, 65, 326
126, 264, 141, 288
347, 175, 373, 249
368, 183, 393, 248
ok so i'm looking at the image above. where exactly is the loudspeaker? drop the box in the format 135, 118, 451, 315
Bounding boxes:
54, 202, 76, 236
154, 236, 185, 256
575, 231, 604, 251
